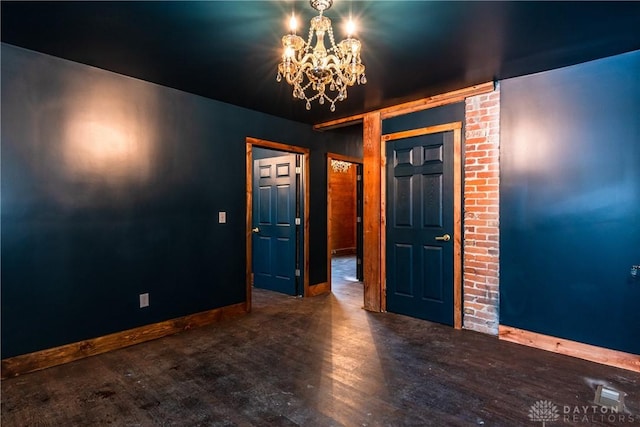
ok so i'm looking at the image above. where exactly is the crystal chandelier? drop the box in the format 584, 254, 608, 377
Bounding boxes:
276, 0, 366, 112
331, 159, 352, 173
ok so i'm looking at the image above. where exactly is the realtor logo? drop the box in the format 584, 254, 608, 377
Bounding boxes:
529, 400, 560, 426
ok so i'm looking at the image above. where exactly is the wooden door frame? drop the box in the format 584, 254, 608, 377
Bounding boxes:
245, 137, 310, 312
326, 153, 363, 294
382, 122, 463, 329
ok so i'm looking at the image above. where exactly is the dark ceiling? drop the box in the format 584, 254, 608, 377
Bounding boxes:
2, 1, 640, 125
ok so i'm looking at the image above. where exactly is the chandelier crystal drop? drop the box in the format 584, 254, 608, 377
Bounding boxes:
276, 0, 366, 112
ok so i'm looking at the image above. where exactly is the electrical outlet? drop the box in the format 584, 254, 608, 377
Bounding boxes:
218, 211, 226, 224
139, 293, 149, 308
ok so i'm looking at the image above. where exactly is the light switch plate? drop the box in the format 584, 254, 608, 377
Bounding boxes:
218, 211, 226, 223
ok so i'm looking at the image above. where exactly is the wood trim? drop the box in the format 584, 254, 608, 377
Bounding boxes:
383, 122, 462, 142
452, 126, 463, 329
245, 137, 310, 298
1, 303, 247, 379
313, 114, 365, 131
307, 282, 330, 297
379, 82, 494, 120
246, 137, 309, 155
246, 143, 253, 312
380, 130, 387, 312
303, 149, 310, 297
499, 325, 640, 373
326, 154, 333, 295
382, 122, 463, 326
362, 112, 382, 312
314, 82, 494, 130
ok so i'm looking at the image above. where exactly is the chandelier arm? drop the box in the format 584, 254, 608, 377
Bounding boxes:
322, 54, 342, 65
296, 53, 318, 68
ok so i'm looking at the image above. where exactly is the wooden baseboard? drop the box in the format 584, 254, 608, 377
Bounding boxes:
1, 302, 248, 379
499, 325, 640, 373
307, 282, 330, 297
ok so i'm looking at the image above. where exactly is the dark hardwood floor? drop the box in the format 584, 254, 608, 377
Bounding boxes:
2, 256, 639, 426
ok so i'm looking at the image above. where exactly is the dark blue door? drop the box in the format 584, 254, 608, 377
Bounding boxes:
386, 130, 455, 325
252, 154, 297, 295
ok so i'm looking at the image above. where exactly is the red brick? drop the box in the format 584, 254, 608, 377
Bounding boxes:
464, 287, 488, 296
478, 157, 496, 164
480, 100, 498, 108
466, 150, 488, 158
476, 199, 498, 206
465, 192, 487, 199
464, 233, 485, 241
471, 254, 497, 263
465, 260, 488, 269
463, 246, 487, 255
477, 171, 499, 178
476, 212, 498, 220
476, 241, 498, 249
464, 205, 487, 213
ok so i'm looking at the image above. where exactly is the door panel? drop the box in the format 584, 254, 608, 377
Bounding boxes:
253, 154, 297, 295
393, 244, 413, 296
422, 246, 443, 301
386, 131, 454, 325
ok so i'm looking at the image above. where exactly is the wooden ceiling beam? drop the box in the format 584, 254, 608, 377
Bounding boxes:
313, 82, 495, 131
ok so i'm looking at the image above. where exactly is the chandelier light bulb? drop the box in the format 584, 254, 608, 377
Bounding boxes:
284, 46, 295, 59
346, 19, 356, 37
289, 14, 298, 33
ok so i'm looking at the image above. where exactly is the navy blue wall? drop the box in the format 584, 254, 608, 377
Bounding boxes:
500, 50, 640, 354
1, 44, 360, 358
382, 103, 465, 135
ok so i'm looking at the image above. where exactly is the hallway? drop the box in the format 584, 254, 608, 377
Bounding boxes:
2, 259, 639, 426
330, 255, 361, 306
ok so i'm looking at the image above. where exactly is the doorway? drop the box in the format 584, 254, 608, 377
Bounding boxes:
384, 123, 462, 327
327, 153, 364, 293
245, 137, 310, 312
252, 149, 299, 295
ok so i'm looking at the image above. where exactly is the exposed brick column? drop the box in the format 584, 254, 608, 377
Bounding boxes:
463, 88, 500, 335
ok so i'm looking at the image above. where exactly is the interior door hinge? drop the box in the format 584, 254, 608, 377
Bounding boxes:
357, 258, 362, 265
295, 217, 301, 225
357, 174, 362, 181
295, 269, 301, 277
356, 216, 361, 223
295, 167, 301, 174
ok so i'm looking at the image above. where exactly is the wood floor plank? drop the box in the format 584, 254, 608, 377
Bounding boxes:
2, 256, 639, 426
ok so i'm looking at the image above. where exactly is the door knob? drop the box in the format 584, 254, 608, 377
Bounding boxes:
435, 233, 451, 241
252, 227, 260, 233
